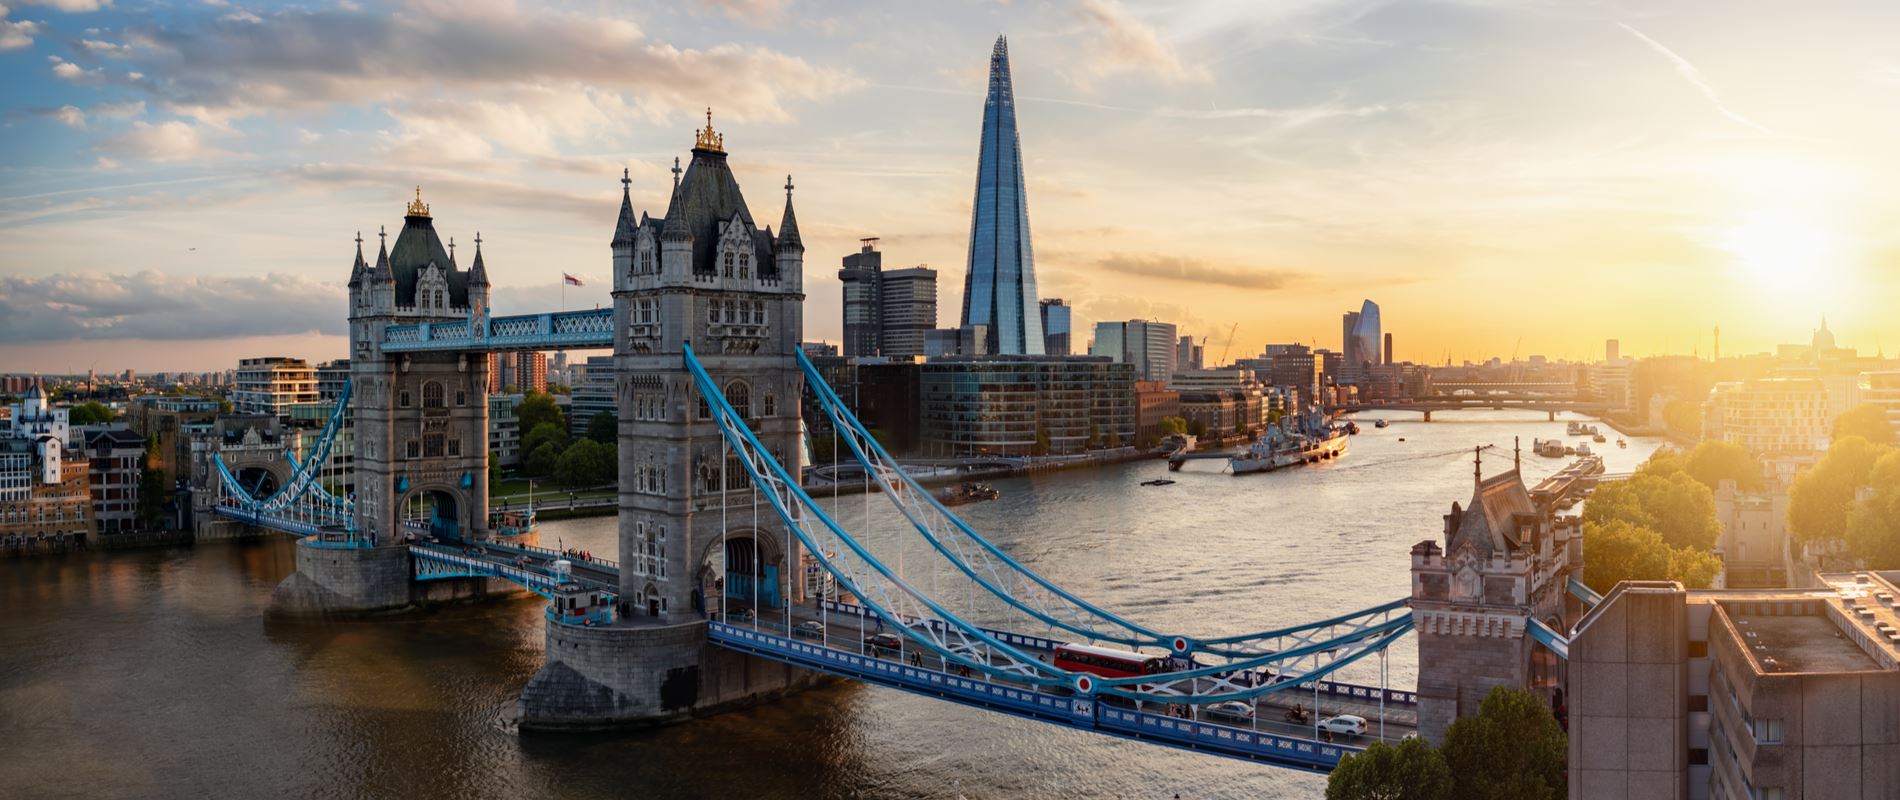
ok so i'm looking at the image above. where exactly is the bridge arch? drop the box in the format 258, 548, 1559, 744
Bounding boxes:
398, 483, 472, 542
696, 527, 788, 616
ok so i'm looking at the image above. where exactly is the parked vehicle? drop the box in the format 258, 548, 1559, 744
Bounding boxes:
864, 632, 903, 652
1206, 701, 1254, 722
1318, 714, 1369, 736
794, 621, 826, 639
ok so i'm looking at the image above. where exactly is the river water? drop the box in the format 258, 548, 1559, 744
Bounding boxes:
0, 411, 1659, 799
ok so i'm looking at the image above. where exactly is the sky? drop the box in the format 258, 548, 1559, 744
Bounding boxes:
3, 0, 1899, 373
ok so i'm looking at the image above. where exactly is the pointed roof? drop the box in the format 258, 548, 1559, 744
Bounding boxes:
24, 380, 43, 400
1449, 470, 1537, 558
387, 193, 469, 306
469, 232, 489, 286
612, 168, 637, 247
348, 232, 367, 288
776, 174, 802, 251
371, 226, 393, 283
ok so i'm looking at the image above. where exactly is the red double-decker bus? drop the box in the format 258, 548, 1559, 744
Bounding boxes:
1052, 643, 1170, 679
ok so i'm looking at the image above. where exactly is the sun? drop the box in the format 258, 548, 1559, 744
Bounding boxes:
1718, 209, 1842, 293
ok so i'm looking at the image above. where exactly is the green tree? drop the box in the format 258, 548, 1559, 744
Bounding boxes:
1582, 471, 1719, 551
1441, 687, 1567, 800
1789, 436, 1894, 543
488, 450, 502, 487
1834, 403, 1896, 446
546, 381, 572, 395
1845, 451, 1900, 568
515, 390, 564, 438
69, 401, 116, 426
524, 442, 562, 478
1033, 424, 1051, 457
1268, 407, 1285, 426
522, 422, 570, 467
586, 411, 617, 444
1638, 447, 1687, 479
555, 439, 615, 487
135, 440, 166, 529
1158, 416, 1188, 436
1187, 418, 1208, 438
1683, 440, 1762, 493
1326, 737, 1452, 800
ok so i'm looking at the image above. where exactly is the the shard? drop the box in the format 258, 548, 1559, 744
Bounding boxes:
960, 35, 1043, 355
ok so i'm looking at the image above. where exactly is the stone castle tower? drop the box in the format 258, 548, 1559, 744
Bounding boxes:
1410, 450, 1582, 741
609, 110, 807, 623
344, 189, 493, 546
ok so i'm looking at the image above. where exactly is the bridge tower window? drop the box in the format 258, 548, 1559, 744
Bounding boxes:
738, 253, 750, 279
399, 390, 412, 408
763, 392, 776, 418
424, 433, 445, 458
406, 440, 421, 459
422, 381, 444, 409
726, 381, 751, 419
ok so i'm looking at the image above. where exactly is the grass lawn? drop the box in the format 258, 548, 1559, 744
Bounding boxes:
489, 475, 614, 504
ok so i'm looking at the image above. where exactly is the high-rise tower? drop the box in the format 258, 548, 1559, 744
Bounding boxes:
960, 36, 1043, 355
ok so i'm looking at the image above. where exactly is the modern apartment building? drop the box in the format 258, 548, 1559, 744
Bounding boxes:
233, 357, 318, 418
315, 359, 351, 400
1703, 377, 1831, 455
489, 393, 523, 466
486, 351, 549, 393
569, 355, 615, 436
1089, 319, 1179, 383
880, 267, 937, 358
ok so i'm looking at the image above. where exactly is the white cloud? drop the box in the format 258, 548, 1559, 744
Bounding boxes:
53, 104, 85, 127
1616, 22, 1786, 138
90, 99, 144, 118
1073, 0, 1208, 87
78, 37, 131, 55
18, 0, 109, 11
102, 120, 229, 162
0, 270, 346, 343
296, 128, 322, 144
220, 9, 260, 24
94, 156, 120, 169
0, 4, 41, 50
49, 55, 105, 83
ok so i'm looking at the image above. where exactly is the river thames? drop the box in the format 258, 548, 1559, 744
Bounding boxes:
1, 411, 1660, 799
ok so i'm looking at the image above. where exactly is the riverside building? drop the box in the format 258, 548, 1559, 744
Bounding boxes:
232, 357, 319, 418
918, 356, 1135, 457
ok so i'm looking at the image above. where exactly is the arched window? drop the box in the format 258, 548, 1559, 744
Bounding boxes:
738, 253, 750, 279
726, 381, 751, 419
422, 381, 444, 408
763, 392, 776, 418
697, 394, 711, 420
723, 252, 734, 278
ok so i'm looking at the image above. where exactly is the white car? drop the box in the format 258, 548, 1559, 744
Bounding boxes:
1206, 701, 1254, 721
1318, 715, 1368, 736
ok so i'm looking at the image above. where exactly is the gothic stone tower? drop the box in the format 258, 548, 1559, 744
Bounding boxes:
517, 114, 821, 729
1410, 453, 1582, 742
612, 112, 807, 622
273, 190, 494, 616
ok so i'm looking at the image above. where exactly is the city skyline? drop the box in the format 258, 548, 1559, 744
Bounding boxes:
5, 1, 1900, 371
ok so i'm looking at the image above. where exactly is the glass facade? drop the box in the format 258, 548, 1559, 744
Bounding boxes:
919, 357, 1135, 457
1039, 299, 1071, 355
960, 36, 1043, 356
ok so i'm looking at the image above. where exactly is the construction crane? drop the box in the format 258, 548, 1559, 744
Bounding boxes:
1218, 323, 1240, 366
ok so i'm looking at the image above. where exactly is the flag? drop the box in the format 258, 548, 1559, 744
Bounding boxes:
563, 273, 584, 286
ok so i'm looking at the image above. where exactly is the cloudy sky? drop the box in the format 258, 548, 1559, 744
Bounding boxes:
3, 0, 1899, 373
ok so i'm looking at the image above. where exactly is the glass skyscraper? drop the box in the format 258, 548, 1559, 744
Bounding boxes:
960, 36, 1043, 355
1343, 299, 1381, 369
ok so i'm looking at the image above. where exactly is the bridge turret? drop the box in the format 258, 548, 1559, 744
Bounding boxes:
775, 175, 804, 293
612, 168, 636, 290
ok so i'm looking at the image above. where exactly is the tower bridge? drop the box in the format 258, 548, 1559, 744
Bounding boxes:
205, 116, 1580, 777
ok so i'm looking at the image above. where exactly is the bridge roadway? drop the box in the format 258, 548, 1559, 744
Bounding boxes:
408, 538, 1418, 772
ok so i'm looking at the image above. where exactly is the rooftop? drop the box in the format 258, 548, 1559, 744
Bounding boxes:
1727, 612, 1878, 674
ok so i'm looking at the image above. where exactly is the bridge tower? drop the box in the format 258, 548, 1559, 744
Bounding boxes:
1410, 449, 1582, 742
271, 191, 498, 616
518, 113, 822, 729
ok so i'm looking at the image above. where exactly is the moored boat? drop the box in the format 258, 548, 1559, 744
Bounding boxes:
1230, 407, 1350, 475
938, 482, 1000, 506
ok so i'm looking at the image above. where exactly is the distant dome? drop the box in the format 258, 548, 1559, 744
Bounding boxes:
1812, 317, 1836, 351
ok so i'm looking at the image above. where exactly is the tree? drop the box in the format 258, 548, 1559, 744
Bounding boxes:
1583, 519, 1723, 594
555, 439, 616, 487
1582, 471, 1719, 551
546, 381, 572, 395
1187, 418, 1208, 438
1033, 424, 1051, 456
1683, 440, 1762, 493
1158, 416, 1188, 437
1845, 451, 1900, 568
1789, 436, 1894, 543
1834, 403, 1896, 446
488, 450, 502, 487
135, 440, 166, 529
69, 401, 116, 426
1662, 398, 1701, 438
587, 411, 617, 444
1441, 687, 1567, 800
515, 390, 564, 438
524, 442, 562, 478
1327, 737, 1452, 800
522, 422, 570, 468
1104, 429, 1122, 449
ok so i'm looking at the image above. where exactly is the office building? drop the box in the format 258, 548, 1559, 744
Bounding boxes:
1089, 319, 1179, 383
1133, 380, 1181, 447
925, 325, 989, 358
1342, 299, 1382, 373
233, 357, 318, 419
919, 356, 1134, 456
1569, 576, 1900, 800
81, 427, 144, 535
1177, 335, 1205, 372
1040, 299, 1072, 356
486, 351, 549, 394
1607, 339, 1621, 363
838, 238, 884, 357
959, 36, 1043, 355
569, 355, 615, 436
489, 394, 523, 467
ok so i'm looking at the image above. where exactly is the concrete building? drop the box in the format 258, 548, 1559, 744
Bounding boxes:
1703, 377, 1831, 455
880, 266, 937, 358
918, 356, 1135, 456
233, 357, 319, 418
316, 359, 351, 400
489, 393, 523, 467
1040, 299, 1072, 356
1568, 575, 1900, 800
838, 237, 884, 357
568, 355, 616, 436
1714, 480, 1790, 589
1090, 319, 1179, 383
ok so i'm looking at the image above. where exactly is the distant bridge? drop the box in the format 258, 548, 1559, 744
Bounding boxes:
1339, 395, 1608, 421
